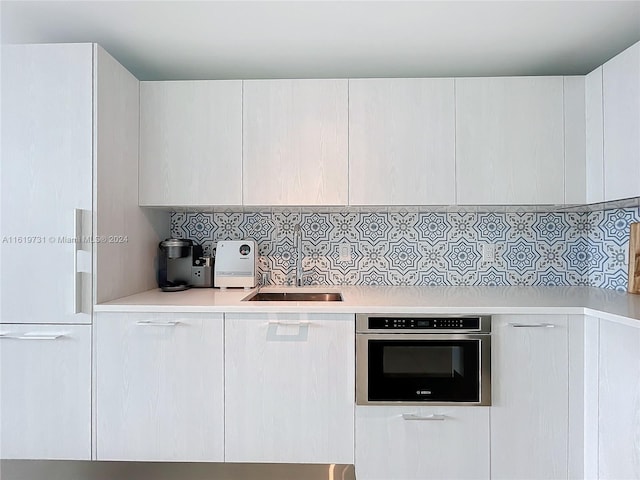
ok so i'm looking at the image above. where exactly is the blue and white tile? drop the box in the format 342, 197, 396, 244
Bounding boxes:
213, 212, 243, 241
328, 241, 360, 275
239, 212, 275, 244
418, 242, 448, 271
447, 213, 478, 242
416, 212, 450, 244
273, 210, 302, 239
388, 211, 419, 241
476, 267, 509, 286
360, 267, 388, 286
533, 266, 567, 286
388, 238, 420, 274
532, 213, 569, 244
355, 213, 391, 244
301, 212, 333, 245
329, 212, 359, 242
564, 237, 606, 277
444, 239, 480, 275
417, 267, 448, 286
504, 239, 539, 274
389, 270, 418, 286
598, 208, 639, 246
536, 241, 567, 272
601, 269, 628, 292
475, 213, 509, 243
303, 242, 331, 271
505, 212, 536, 240
303, 266, 332, 286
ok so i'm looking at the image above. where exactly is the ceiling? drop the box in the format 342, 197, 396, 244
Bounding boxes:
2, 1, 640, 81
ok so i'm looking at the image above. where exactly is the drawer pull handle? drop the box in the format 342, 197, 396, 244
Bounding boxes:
508, 323, 555, 328
136, 321, 180, 327
267, 321, 312, 326
402, 413, 446, 421
0, 333, 65, 340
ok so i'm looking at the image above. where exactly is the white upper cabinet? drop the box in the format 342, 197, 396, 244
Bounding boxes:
563, 76, 587, 205
603, 41, 640, 201
139, 80, 242, 206
242, 79, 349, 206
348, 78, 456, 205
455, 77, 565, 205
585, 67, 605, 204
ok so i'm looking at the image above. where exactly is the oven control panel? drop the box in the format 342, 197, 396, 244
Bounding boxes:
368, 317, 481, 330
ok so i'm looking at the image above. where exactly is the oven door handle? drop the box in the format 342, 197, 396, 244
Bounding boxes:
402, 413, 446, 421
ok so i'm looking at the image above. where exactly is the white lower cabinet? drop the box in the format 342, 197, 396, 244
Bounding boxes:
598, 319, 640, 479
0, 324, 91, 460
224, 313, 354, 463
95, 312, 224, 461
355, 406, 490, 480
491, 315, 569, 480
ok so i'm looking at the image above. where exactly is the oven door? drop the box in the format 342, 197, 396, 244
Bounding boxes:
356, 334, 491, 406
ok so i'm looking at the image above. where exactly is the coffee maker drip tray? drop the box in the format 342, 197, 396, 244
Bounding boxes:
160, 281, 191, 292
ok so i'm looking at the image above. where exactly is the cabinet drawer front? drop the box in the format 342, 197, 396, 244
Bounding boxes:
0, 324, 91, 459
95, 312, 224, 461
225, 313, 355, 463
355, 406, 489, 480
491, 315, 569, 480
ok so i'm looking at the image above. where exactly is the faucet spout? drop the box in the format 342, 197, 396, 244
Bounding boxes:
293, 224, 303, 287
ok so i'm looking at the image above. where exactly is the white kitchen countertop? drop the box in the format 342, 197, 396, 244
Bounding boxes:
96, 286, 640, 327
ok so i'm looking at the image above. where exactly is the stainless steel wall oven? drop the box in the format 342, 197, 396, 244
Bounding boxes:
356, 314, 491, 406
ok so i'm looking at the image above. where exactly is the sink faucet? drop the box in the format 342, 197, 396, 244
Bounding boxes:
293, 223, 303, 286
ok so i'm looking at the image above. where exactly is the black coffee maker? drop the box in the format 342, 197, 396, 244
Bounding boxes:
158, 238, 212, 291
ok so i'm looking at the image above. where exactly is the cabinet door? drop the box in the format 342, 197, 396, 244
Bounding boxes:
586, 67, 605, 204
598, 319, 640, 479
0, 324, 91, 459
139, 80, 242, 206
225, 313, 354, 463
455, 77, 564, 205
1, 44, 92, 324
243, 79, 348, 206
95, 312, 224, 461
491, 315, 569, 480
349, 78, 455, 205
603, 41, 640, 201
355, 406, 489, 480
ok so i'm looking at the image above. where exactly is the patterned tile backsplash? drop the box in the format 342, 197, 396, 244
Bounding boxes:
170, 207, 640, 290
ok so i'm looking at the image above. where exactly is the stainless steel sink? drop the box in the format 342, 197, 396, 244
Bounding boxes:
244, 291, 343, 302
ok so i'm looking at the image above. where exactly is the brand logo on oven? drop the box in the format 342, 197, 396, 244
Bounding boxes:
416, 390, 432, 395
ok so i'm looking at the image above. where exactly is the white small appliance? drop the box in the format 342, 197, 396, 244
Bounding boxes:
214, 240, 258, 289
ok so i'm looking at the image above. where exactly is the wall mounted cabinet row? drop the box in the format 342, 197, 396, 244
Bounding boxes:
139, 77, 569, 207
139, 41, 639, 207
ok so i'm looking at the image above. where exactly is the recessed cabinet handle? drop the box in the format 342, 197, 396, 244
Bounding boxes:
0, 333, 65, 340
136, 321, 180, 326
402, 413, 446, 421
508, 323, 556, 328
73, 208, 82, 314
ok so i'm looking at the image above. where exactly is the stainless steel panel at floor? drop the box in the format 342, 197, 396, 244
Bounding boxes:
0, 461, 356, 480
